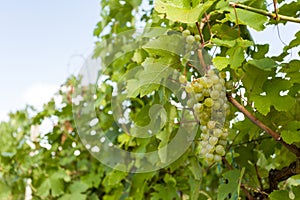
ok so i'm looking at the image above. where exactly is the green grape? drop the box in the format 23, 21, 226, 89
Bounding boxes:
212, 101, 221, 110
195, 34, 201, 41
206, 153, 214, 162
185, 82, 193, 93
210, 74, 220, 84
209, 136, 218, 146
215, 145, 225, 156
210, 90, 220, 100
214, 83, 224, 91
219, 71, 226, 79
207, 69, 216, 76
214, 155, 222, 162
179, 75, 187, 84
207, 121, 216, 129
202, 89, 210, 97
195, 93, 204, 102
193, 82, 203, 93
182, 30, 191, 37
193, 103, 204, 113
204, 98, 213, 107
186, 35, 195, 44
213, 128, 223, 137
218, 139, 227, 146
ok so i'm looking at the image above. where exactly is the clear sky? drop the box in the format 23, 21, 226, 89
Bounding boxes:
0, 1, 299, 122
0, 0, 100, 121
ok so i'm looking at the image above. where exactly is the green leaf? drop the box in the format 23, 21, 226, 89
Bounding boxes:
212, 56, 229, 70
227, 46, 244, 70
226, 8, 268, 31
58, 193, 87, 200
282, 60, 300, 84
253, 78, 295, 115
248, 58, 278, 71
126, 58, 177, 97
281, 121, 300, 144
218, 169, 241, 200
269, 190, 289, 200
211, 38, 236, 48
154, 0, 214, 23
242, 63, 272, 95
69, 181, 89, 194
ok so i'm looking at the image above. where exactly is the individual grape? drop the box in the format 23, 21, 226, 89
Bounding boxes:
179, 75, 187, 84
195, 34, 201, 41
207, 121, 216, 129
204, 98, 213, 107
195, 93, 204, 102
214, 155, 222, 162
185, 82, 193, 93
212, 101, 221, 110
209, 136, 218, 146
186, 35, 195, 44
210, 90, 220, 100
206, 153, 214, 162
213, 128, 223, 137
182, 30, 191, 37
215, 145, 225, 156
193, 103, 204, 113
193, 82, 203, 93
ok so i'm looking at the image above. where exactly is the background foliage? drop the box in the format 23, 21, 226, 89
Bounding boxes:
1, 0, 300, 199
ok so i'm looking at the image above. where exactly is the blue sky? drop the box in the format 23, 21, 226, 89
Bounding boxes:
0, 0, 100, 120
0, 1, 298, 121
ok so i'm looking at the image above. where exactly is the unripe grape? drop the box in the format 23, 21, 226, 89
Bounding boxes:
193, 82, 203, 93
219, 71, 226, 79
186, 35, 195, 44
209, 136, 218, 146
202, 89, 210, 97
207, 69, 216, 76
214, 83, 223, 91
206, 153, 214, 162
210, 90, 220, 100
195, 34, 201, 41
195, 93, 204, 102
215, 145, 225, 156
207, 121, 216, 129
179, 75, 187, 84
213, 101, 221, 110
185, 82, 193, 93
218, 139, 227, 146
213, 128, 223, 137
193, 103, 204, 113
182, 30, 191, 37
214, 155, 222, 162
204, 98, 213, 107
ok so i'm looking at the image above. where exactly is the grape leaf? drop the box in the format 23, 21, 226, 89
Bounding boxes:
154, 0, 214, 23
253, 78, 295, 115
212, 56, 229, 71
218, 169, 241, 200
226, 8, 268, 31
281, 121, 300, 144
248, 58, 277, 71
242, 63, 272, 95
282, 60, 300, 84
126, 58, 177, 97
269, 190, 289, 200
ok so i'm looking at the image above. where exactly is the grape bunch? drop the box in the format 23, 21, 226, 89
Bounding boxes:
181, 69, 230, 164
182, 30, 201, 53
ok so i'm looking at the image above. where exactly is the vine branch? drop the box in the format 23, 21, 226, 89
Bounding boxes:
269, 158, 300, 192
229, 2, 300, 24
226, 93, 300, 157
